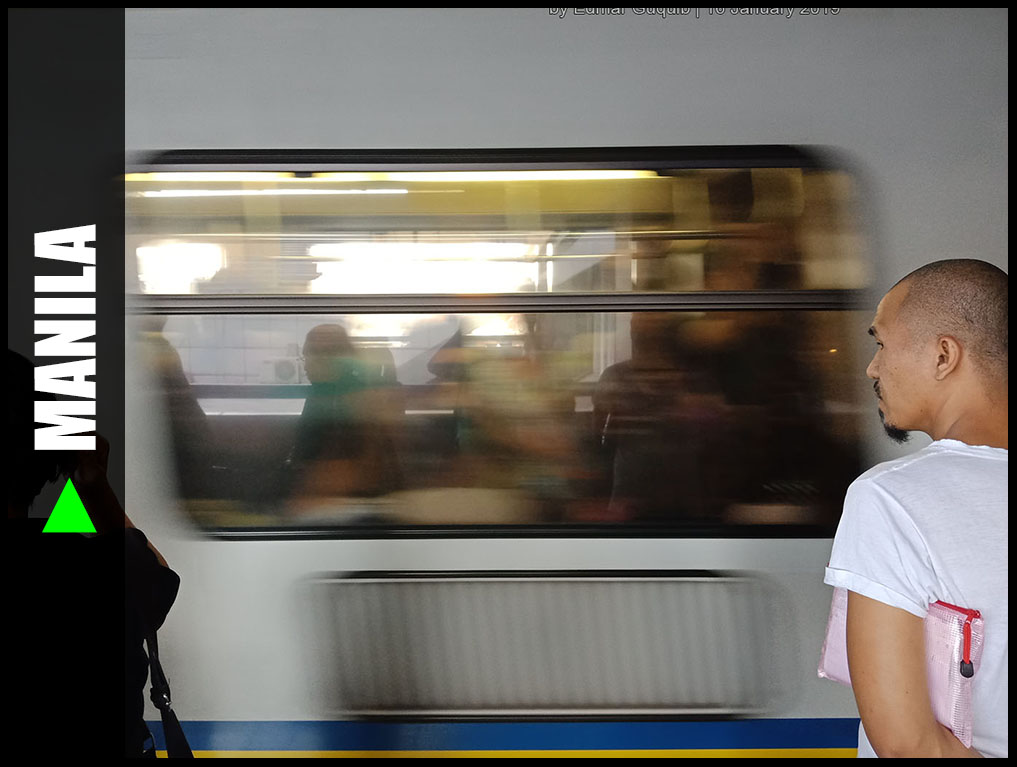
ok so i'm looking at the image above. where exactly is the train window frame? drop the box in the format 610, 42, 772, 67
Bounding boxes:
127, 146, 869, 540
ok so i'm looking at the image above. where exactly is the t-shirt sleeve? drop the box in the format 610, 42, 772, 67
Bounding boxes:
125, 527, 181, 633
824, 477, 935, 619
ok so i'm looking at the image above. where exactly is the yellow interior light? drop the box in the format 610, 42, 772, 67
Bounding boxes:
125, 172, 297, 182
135, 188, 409, 198
313, 170, 659, 182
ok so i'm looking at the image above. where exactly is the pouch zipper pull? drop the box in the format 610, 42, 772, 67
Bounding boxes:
934, 600, 980, 679
960, 618, 975, 678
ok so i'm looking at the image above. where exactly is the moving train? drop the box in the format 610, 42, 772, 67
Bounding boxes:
121, 9, 1006, 757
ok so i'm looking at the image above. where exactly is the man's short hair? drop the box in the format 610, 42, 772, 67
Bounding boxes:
303, 324, 355, 357
894, 259, 1008, 382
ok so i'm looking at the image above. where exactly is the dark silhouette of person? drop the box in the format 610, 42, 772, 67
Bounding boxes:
6, 349, 181, 757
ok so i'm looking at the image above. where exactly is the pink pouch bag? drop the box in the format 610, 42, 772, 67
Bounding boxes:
817, 585, 851, 685
817, 587, 984, 749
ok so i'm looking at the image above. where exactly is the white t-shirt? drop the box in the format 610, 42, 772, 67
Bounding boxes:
824, 439, 1008, 759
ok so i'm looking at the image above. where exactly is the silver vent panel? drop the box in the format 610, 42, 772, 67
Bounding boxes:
306, 572, 793, 717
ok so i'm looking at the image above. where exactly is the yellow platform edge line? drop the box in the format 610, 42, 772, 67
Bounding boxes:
161, 748, 858, 759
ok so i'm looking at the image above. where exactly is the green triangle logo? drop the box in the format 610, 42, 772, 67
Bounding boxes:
42, 478, 96, 533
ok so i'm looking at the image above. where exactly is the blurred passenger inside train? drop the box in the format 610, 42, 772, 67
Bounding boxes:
704, 168, 806, 292
282, 324, 403, 513
593, 312, 728, 524
702, 252, 821, 515
136, 315, 215, 500
456, 316, 577, 520
403, 317, 575, 524
678, 174, 849, 524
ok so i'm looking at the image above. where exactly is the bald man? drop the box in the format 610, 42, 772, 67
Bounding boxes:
825, 259, 1008, 758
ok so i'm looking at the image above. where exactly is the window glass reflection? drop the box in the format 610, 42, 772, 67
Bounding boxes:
126, 168, 867, 296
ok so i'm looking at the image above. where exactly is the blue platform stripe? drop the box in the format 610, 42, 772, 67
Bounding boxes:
147, 719, 860, 752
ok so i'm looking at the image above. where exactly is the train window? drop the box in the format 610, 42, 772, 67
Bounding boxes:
127, 148, 869, 537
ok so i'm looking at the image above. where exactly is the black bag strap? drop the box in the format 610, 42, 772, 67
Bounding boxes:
146, 632, 194, 758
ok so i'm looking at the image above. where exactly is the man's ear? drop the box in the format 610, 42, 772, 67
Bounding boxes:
933, 335, 962, 380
